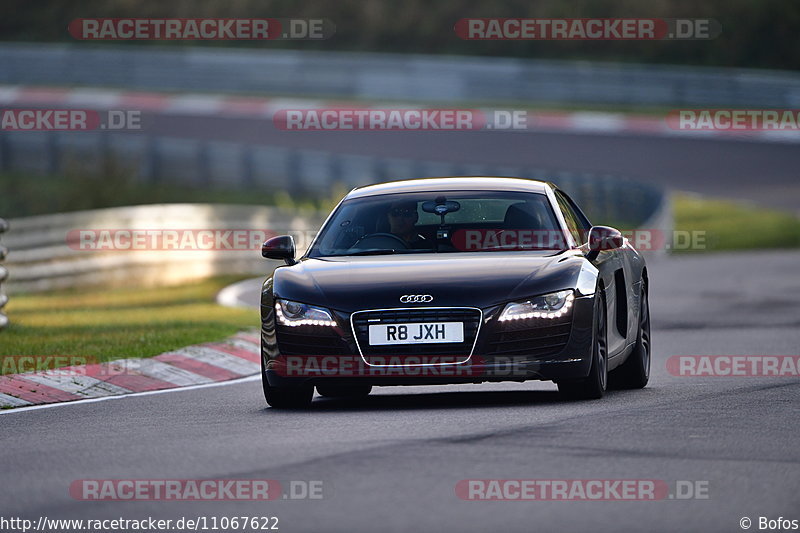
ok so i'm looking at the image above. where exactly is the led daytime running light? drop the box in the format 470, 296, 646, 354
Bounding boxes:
498, 291, 575, 321
275, 301, 337, 327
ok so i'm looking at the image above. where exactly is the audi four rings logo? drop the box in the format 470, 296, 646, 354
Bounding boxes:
400, 294, 433, 303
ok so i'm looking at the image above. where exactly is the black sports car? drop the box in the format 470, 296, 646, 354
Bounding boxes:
260, 177, 650, 408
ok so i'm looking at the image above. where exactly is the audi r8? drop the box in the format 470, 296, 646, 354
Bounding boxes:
259, 177, 650, 408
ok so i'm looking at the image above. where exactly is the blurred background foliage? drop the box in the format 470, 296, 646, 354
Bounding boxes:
1, 0, 797, 70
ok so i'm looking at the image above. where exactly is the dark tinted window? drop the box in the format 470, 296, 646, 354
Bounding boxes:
307, 191, 564, 257
555, 190, 590, 245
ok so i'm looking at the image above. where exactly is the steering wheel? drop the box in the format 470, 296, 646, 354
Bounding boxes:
351, 232, 409, 250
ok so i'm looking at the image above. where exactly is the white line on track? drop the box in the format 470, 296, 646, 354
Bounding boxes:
0, 374, 260, 416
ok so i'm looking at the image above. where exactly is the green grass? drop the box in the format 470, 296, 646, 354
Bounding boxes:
672, 193, 800, 252
0, 276, 260, 374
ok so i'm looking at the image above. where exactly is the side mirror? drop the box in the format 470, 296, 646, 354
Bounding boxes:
262, 235, 297, 265
585, 226, 624, 261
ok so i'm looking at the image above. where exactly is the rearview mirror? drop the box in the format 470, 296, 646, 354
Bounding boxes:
421, 199, 461, 216
422, 198, 461, 225
262, 235, 297, 265
585, 226, 624, 261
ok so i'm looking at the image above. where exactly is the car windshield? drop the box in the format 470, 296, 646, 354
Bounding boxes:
307, 190, 567, 257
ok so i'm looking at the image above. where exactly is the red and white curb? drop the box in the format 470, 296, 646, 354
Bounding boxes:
0, 331, 261, 409
0, 85, 798, 143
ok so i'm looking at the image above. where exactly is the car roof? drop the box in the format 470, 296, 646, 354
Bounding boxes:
345, 177, 552, 199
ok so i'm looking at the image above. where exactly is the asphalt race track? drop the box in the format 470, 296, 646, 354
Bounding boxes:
142, 112, 800, 210
2, 250, 798, 533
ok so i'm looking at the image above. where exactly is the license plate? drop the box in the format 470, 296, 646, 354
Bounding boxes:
368, 322, 464, 345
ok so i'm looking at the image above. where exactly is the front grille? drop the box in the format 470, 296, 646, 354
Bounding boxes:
484, 317, 572, 358
351, 307, 482, 364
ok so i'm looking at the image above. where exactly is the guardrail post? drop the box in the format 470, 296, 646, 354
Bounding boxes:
0, 217, 8, 330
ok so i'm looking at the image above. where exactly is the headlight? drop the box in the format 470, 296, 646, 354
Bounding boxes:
498, 290, 575, 321
275, 299, 337, 327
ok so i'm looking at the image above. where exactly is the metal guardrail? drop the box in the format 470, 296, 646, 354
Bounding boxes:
0, 130, 662, 228
1, 43, 799, 107
3, 204, 325, 294
0, 217, 8, 329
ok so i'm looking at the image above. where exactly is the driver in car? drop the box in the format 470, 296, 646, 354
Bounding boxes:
387, 201, 429, 248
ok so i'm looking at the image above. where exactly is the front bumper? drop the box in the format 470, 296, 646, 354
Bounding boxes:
262, 294, 595, 388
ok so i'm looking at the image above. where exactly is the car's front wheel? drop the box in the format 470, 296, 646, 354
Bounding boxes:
610, 283, 650, 389
261, 353, 313, 409
557, 290, 608, 400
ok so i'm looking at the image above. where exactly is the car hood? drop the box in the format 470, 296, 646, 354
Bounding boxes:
272, 251, 586, 313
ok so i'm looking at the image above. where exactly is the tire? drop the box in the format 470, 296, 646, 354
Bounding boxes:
610, 284, 651, 390
261, 352, 313, 409
316, 384, 372, 398
558, 290, 608, 400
